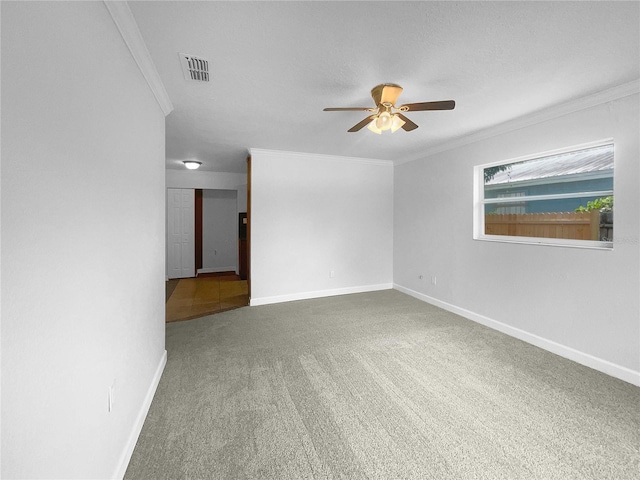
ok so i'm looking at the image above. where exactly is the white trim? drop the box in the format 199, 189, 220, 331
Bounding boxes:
475, 235, 613, 250
396, 81, 639, 165
394, 284, 640, 387
104, 1, 174, 117
479, 138, 615, 170
250, 283, 393, 307
112, 350, 167, 480
197, 266, 237, 274
249, 148, 393, 167
484, 190, 613, 205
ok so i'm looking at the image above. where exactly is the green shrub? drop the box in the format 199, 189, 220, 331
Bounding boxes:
575, 196, 613, 212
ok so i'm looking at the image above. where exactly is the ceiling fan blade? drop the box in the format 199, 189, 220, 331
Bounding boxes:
323, 107, 373, 112
399, 100, 456, 111
396, 113, 419, 131
347, 115, 377, 132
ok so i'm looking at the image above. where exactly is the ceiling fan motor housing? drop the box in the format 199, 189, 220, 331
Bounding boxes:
371, 83, 404, 107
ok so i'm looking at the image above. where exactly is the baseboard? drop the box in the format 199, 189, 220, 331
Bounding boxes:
250, 283, 393, 307
394, 284, 640, 387
197, 266, 237, 274
112, 349, 167, 479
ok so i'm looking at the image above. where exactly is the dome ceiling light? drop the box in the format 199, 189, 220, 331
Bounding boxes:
183, 160, 202, 170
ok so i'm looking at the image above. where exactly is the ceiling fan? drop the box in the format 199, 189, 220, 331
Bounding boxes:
323, 83, 455, 134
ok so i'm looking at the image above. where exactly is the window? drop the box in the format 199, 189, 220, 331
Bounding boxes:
496, 192, 525, 214
474, 141, 614, 248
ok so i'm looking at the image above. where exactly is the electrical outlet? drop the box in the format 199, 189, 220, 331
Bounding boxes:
431, 275, 437, 286
329, 270, 335, 278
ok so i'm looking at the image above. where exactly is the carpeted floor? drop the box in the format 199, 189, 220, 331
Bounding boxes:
125, 289, 639, 479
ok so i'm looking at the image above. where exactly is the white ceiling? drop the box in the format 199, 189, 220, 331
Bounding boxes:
129, 1, 639, 174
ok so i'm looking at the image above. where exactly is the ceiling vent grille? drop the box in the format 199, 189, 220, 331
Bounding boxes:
179, 53, 210, 82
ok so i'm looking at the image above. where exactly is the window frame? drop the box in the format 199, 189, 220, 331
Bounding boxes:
473, 139, 614, 250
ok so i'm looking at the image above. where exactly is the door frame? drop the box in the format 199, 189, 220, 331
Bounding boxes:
247, 155, 252, 298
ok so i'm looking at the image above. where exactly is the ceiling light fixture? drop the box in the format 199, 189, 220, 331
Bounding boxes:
367, 119, 382, 134
367, 112, 406, 135
376, 111, 393, 130
323, 84, 456, 133
390, 114, 406, 133
366, 103, 406, 135
183, 160, 202, 170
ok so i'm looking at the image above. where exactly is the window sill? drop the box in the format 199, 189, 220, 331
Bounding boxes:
475, 234, 613, 250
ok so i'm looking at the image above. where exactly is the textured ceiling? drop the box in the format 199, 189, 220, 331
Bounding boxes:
129, 1, 640, 173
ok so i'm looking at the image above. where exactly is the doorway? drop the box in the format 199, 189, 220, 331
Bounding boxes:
195, 189, 240, 276
167, 188, 247, 279
166, 186, 249, 320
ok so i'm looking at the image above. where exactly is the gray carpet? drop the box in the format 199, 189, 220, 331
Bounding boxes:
125, 289, 639, 479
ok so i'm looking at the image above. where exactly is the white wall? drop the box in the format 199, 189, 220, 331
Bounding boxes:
166, 169, 246, 191
250, 149, 394, 305
394, 92, 640, 385
202, 190, 238, 273
1, 2, 167, 478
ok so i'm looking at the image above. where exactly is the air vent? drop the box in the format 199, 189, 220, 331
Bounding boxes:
179, 53, 209, 82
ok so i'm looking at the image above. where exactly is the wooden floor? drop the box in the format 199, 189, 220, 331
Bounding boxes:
166, 273, 249, 322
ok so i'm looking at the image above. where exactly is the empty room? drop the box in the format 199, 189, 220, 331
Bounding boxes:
1, 1, 638, 479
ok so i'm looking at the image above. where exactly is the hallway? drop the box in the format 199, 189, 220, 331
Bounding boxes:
166, 273, 248, 322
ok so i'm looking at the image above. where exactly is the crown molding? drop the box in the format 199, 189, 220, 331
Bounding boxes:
249, 148, 393, 167
397, 79, 640, 166
104, 1, 173, 117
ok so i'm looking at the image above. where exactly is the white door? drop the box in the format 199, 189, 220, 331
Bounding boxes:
167, 188, 195, 279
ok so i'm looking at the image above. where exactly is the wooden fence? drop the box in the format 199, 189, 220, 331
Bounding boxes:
485, 210, 600, 241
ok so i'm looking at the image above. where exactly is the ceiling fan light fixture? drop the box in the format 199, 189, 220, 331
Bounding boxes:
183, 160, 202, 170
375, 111, 393, 131
367, 119, 382, 134
390, 114, 406, 133
323, 84, 455, 133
